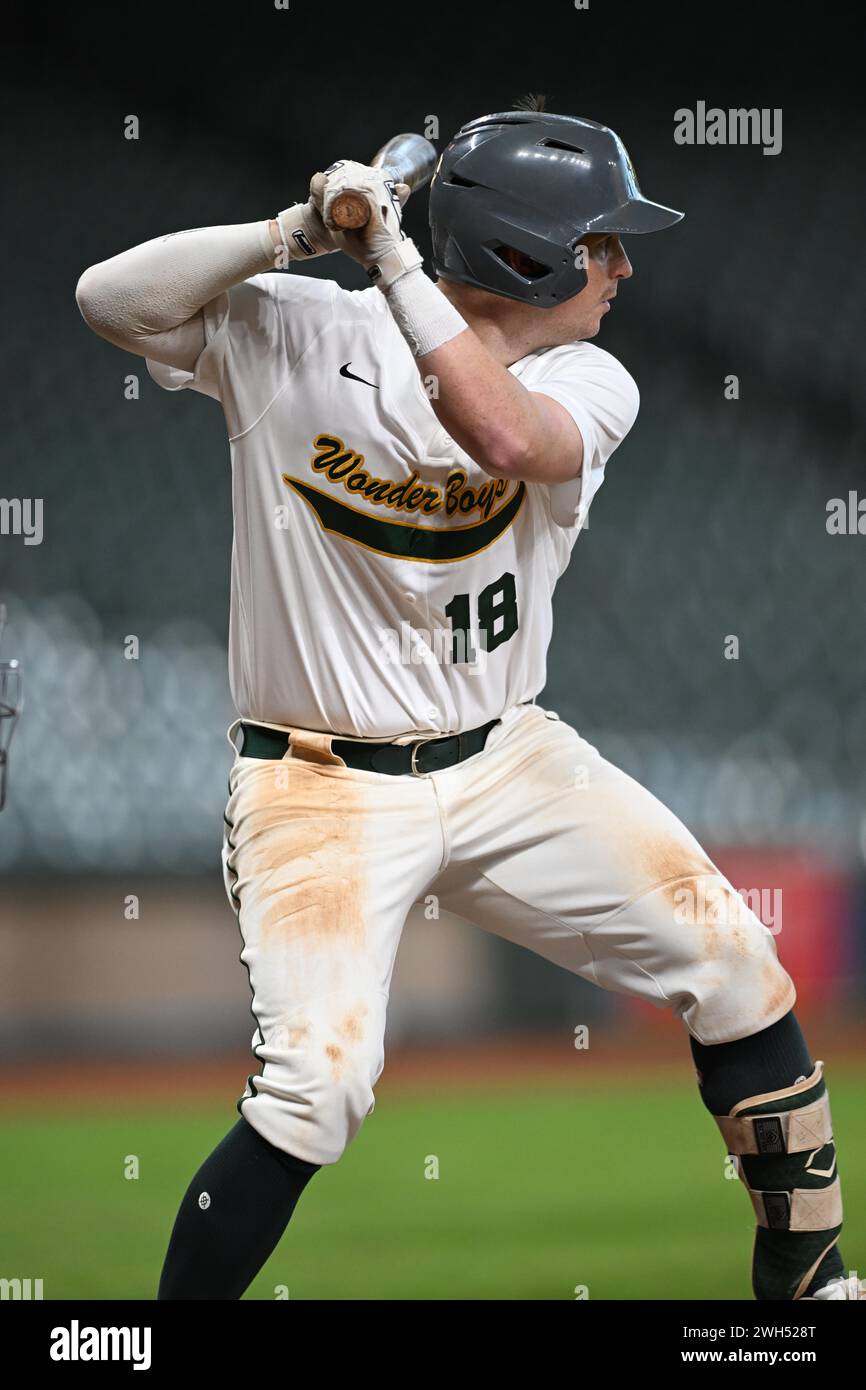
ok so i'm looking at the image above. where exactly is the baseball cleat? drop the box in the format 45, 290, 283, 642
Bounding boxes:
802, 1274, 865, 1300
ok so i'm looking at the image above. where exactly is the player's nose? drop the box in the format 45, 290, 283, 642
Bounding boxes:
613, 238, 633, 279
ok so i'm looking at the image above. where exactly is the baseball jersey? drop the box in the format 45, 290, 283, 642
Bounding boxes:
146, 273, 639, 738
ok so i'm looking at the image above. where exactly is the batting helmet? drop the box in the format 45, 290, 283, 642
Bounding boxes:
429, 110, 684, 307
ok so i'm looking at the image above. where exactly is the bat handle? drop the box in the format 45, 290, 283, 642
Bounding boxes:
330, 189, 373, 231
328, 160, 409, 231
326, 135, 437, 231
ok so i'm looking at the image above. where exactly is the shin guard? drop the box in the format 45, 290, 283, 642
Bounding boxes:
713, 1060, 843, 1299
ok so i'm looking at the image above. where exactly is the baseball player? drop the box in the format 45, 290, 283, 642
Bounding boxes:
76, 102, 861, 1302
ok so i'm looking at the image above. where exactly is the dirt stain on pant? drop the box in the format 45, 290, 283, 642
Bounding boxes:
237, 761, 370, 953
634, 835, 718, 911
324, 1043, 344, 1081
761, 959, 796, 1018
282, 1018, 312, 1049
337, 1003, 369, 1044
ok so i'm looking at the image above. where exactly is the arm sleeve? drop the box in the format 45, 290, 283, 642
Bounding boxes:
530, 347, 640, 529
146, 272, 339, 438
75, 219, 277, 364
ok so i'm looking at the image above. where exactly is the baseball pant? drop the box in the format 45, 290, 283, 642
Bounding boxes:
222, 701, 795, 1165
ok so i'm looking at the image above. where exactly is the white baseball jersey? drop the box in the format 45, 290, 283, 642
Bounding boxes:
147, 273, 639, 738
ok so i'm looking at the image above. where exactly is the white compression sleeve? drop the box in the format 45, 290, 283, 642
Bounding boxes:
75, 219, 277, 350
383, 268, 469, 357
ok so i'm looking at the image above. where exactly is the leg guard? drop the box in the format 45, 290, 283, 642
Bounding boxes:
714, 1060, 844, 1300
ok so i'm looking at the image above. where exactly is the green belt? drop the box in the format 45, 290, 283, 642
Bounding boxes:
238, 718, 500, 777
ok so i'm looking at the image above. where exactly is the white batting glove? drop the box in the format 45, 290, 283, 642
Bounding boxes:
272, 199, 340, 262
310, 162, 422, 289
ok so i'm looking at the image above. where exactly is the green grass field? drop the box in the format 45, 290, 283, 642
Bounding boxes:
4, 1069, 864, 1300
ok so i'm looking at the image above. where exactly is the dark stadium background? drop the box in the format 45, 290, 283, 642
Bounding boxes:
1, 0, 863, 1301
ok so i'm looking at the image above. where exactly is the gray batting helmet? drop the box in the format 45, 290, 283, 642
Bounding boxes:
429, 110, 683, 307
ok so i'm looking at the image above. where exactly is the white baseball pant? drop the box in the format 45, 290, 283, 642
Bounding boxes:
221, 701, 795, 1165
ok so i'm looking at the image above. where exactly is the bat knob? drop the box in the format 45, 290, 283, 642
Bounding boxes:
330, 192, 370, 230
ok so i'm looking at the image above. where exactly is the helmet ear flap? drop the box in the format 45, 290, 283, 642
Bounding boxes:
568, 236, 590, 297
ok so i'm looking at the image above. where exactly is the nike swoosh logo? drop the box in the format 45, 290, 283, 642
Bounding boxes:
340, 362, 379, 390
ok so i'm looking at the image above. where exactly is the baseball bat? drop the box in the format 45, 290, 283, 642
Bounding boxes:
329, 133, 438, 230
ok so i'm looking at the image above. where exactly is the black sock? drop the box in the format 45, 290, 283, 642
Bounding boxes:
690, 1011, 844, 1298
689, 1010, 813, 1114
157, 1117, 320, 1300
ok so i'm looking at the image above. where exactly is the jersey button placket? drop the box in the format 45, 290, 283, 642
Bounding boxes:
411, 544, 436, 731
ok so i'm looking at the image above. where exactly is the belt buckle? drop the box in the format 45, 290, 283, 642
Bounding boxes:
409, 736, 437, 777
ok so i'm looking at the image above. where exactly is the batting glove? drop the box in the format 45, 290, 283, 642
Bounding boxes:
311, 161, 422, 289
272, 199, 341, 262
